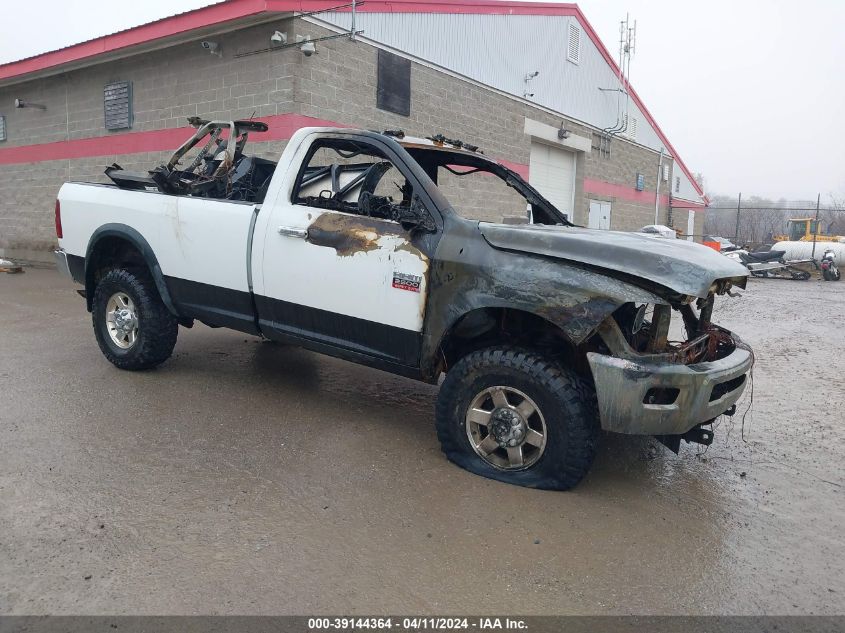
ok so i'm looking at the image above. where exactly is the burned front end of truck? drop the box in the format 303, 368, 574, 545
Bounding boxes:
587, 286, 752, 451
398, 134, 753, 455
474, 220, 753, 452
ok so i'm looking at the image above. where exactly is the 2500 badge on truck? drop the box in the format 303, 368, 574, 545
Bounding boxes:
55, 120, 753, 490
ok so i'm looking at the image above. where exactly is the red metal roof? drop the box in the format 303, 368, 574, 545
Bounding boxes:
0, 0, 579, 81
0, 0, 704, 199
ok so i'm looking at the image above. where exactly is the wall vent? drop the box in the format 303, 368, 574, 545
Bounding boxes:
622, 113, 637, 140
567, 23, 581, 64
662, 164, 669, 182
0, 115, 6, 142
675, 176, 681, 193
104, 81, 133, 131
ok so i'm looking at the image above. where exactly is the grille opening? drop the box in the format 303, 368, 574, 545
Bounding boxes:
644, 388, 680, 405
710, 375, 746, 402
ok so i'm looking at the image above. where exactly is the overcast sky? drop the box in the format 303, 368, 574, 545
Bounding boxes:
1, 0, 842, 200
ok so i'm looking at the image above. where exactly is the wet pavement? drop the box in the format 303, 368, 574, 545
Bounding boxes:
1, 268, 843, 615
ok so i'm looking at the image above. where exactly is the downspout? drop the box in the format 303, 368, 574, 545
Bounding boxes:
654, 148, 664, 225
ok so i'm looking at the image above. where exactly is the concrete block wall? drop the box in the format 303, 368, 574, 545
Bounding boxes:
580, 133, 676, 230
290, 20, 676, 227
0, 16, 686, 260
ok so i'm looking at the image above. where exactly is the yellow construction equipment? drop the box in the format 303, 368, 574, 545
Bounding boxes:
774, 218, 845, 243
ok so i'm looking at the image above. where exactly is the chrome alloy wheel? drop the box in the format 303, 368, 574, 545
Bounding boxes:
465, 386, 547, 470
105, 292, 139, 349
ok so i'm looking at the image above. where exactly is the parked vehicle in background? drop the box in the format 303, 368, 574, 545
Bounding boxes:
703, 236, 738, 252
821, 249, 841, 281
639, 224, 677, 239
726, 248, 812, 281
53, 120, 754, 490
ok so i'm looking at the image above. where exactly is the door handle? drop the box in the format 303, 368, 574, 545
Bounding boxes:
278, 226, 308, 239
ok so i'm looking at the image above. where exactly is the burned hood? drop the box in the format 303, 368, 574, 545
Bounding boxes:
479, 223, 749, 298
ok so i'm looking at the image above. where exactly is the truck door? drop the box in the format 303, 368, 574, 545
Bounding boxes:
253, 134, 433, 367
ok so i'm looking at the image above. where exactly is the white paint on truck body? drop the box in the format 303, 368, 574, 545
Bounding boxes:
57, 183, 254, 293
58, 127, 428, 334
253, 128, 428, 333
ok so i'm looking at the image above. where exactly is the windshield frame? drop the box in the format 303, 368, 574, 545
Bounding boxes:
401, 145, 574, 226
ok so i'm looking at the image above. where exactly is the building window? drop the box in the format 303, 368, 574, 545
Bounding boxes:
675, 176, 681, 193
377, 50, 411, 117
567, 23, 581, 64
0, 115, 6, 142
104, 80, 133, 130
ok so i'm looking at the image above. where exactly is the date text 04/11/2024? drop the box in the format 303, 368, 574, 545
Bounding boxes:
307, 617, 528, 630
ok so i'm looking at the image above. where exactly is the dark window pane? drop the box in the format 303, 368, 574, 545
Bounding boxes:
377, 50, 411, 117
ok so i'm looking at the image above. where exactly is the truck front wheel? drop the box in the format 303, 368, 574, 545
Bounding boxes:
91, 268, 178, 370
435, 348, 599, 490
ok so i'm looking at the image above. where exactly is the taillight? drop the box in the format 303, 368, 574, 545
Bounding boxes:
55, 200, 63, 239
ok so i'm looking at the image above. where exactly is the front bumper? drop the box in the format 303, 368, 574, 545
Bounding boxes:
586, 336, 753, 436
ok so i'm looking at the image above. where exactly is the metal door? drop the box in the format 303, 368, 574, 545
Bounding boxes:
588, 200, 611, 230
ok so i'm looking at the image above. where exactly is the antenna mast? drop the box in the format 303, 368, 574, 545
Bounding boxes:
599, 14, 636, 156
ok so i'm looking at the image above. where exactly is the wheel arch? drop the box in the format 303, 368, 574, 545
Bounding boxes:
84, 224, 177, 316
431, 306, 586, 377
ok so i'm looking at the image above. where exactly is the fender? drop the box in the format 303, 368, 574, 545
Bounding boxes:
84, 223, 178, 317
420, 217, 668, 379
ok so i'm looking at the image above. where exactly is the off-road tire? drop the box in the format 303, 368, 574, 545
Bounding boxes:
92, 268, 178, 370
435, 347, 599, 490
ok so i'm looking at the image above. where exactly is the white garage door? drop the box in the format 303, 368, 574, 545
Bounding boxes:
529, 142, 575, 220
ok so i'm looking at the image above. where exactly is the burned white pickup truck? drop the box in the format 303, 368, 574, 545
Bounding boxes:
55, 119, 752, 490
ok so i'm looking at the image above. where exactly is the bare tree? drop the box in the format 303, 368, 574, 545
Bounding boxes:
823, 193, 845, 235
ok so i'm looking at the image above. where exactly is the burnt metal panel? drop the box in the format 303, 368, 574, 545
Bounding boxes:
104, 80, 133, 130
478, 223, 749, 298
377, 49, 411, 117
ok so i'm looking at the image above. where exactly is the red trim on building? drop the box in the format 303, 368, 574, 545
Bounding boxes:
327, 0, 579, 15
0, 114, 345, 165
0, 112, 701, 216
0, 0, 273, 82
670, 198, 707, 210
0, 0, 703, 203
497, 159, 528, 179
583, 179, 670, 207
0, 0, 577, 82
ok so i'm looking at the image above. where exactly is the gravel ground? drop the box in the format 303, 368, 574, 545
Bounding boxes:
0, 268, 843, 615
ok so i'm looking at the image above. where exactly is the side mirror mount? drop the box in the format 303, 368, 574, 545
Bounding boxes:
393, 194, 436, 233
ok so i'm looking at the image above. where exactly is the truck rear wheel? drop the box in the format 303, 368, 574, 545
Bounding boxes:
435, 347, 599, 490
91, 268, 178, 370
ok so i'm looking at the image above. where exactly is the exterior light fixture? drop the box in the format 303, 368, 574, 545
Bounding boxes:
14, 99, 47, 110
558, 123, 570, 140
